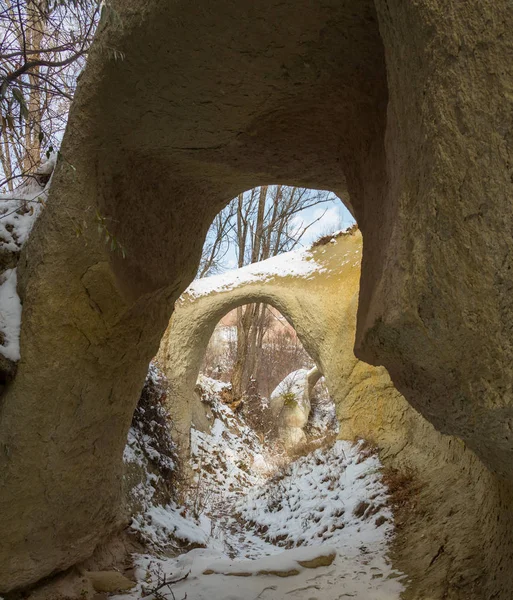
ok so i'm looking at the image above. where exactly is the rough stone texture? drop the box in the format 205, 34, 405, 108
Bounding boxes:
356, 0, 513, 483
0, 0, 512, 595
297, 552, 336, 569
278, 427, 307, 449
85, 571, 135, 593
0, 0, 385, 589
22, 571, 96, 600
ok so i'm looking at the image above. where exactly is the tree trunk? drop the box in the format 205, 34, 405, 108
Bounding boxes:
23, 4, 44, 173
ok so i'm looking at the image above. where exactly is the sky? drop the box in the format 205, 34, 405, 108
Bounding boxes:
212, 191, 355, 274
291, 196, 355, 247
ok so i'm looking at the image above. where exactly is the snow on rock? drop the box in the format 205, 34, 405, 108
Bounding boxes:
185, 248, 324, 299
0, 268, 21, 361
0, 155, 56, 364
271, 368, 310, 402
269, 369, 313, 449
0, 155, 55, 255
270, 368, 311, 418
202, 545, 337, 576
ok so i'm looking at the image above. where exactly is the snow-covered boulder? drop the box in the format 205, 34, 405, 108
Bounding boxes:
270, 368, 311, 423
270, 367, 320, 450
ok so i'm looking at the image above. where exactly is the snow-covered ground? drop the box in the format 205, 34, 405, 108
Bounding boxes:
118, 375, 406, 600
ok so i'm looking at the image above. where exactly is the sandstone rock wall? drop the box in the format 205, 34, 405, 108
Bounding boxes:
0, 0, 386, 587
157, 234, 364, 445
1, 0, 512, 594
356, 0, 513, 483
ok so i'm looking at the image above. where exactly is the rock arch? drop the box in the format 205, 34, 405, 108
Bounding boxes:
157, 233, 363, 443
0, 0, 512, 594
157, 231, 433, 464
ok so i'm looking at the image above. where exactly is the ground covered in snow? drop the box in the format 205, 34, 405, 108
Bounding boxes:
118, 375, 406, 600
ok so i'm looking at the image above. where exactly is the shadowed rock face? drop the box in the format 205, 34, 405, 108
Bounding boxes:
0, 0, 512, 594
156, 234, 416, 460
356, 1, 513, 484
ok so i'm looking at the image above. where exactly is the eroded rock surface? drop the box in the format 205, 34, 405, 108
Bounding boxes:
269, 367, 319, 450
0, 1, 512, 596
158, 234, 363, 447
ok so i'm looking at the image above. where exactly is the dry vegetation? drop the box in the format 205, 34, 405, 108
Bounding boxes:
381, 466, 424, 533
202, 312, 313, 399
311, 223, 358, 248
132, 368, 178, 481
286, 432, 338, 461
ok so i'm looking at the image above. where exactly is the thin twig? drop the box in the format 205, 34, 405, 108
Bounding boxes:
141, 571, 190, 598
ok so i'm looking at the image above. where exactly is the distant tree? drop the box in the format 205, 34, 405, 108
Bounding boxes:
256, 316, 312, 397
201, 304, 313, 399
199, 185, 335, 399
231, 186, 333, 399
197, 202, 236, 278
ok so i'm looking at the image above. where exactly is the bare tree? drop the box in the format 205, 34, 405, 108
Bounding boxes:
200, 303, 313, 401
197, 202, 236, 278
197, 185, 334, 398
0, 0, 101, 191
232, 186, 335, 398
257, 316, 312, 397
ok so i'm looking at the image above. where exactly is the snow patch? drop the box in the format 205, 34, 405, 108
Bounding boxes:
186, 248, 324, 299
0, 269, 21, 361
0, 155, 56, 363
131, 503, 210, 549
191, 378, 269, 501
236, 440, 393, 550
115, 439, 405, 600
0, 155, 55, 254
202, 545, 336, 576
271, 368, 309, 400
118, 375, 405, 600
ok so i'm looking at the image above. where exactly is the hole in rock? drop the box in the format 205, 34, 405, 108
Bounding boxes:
121, 186, 406, 599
